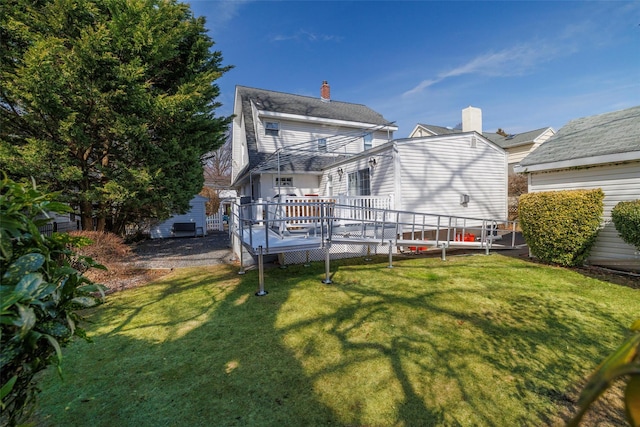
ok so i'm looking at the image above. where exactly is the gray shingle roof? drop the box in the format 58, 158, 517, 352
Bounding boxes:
520, 106, 640, 167
237, 86, 394, 126
416, 123, 549, 148
484, 128, 550, 149
416, 124, 460, 135
235, 86, 395, 180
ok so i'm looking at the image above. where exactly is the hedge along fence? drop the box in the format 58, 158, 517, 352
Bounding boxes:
611, 199, 640, 250
518, 189, 604, 267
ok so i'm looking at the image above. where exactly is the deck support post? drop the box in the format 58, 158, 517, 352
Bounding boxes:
485, 240, 490, 256
304, 250, 311, 267
255, 246, 268, 296
365, 245, 372, 261
440, 243, 447, 261
322, 242, 332, 284
238, 239, 246, 275
387, 240, 394, 268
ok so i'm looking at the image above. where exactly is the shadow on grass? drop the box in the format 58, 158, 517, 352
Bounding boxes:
34, 255, 635, 426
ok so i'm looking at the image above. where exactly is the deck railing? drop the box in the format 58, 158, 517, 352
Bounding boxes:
231, 195, 518, 257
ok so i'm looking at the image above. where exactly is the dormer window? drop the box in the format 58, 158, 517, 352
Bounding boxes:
265, 121, 279, 136
363, 133, 372, 151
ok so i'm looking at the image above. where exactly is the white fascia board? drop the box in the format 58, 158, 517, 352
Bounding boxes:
514, 151, 640, 173
257, 109, 398, 132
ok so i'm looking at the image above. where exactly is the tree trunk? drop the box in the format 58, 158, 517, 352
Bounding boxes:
79, 201, 94, 231
96, 216, 106, 232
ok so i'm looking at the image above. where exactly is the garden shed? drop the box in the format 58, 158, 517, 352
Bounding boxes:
150, 195, 208, 239
515, 106, 640, 271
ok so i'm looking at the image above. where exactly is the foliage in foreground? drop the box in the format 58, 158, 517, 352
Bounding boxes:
0, 0, 232, 234
611, 199, 640, 250
519, 189, 604, 266
0, 176, 105, 426
569, 319, 640, 426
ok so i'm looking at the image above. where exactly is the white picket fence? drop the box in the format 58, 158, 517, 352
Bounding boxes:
206, 213, 224, 231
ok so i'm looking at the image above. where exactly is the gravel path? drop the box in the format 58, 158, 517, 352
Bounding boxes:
130, 231, 234, 269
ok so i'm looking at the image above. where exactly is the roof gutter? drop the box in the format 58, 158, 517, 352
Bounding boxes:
514, 151, 640, 173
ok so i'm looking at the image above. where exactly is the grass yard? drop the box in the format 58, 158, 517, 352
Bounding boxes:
32, 254, 639, 426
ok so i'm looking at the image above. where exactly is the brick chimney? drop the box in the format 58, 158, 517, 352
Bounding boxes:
320, 81, 330, 102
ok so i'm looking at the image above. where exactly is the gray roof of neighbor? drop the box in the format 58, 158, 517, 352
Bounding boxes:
416, 124, 550, 149
484, 128, 550, 149
416, 124, 460, 135
520, 106, 640, 166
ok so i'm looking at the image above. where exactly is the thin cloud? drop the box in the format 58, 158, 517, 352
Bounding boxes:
198, 0, 252, 30
271, 29, 343, 43
403, 44, 552, 97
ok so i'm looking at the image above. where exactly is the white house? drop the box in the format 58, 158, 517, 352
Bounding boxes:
515, 106, 640, 271
150, 195, 208, 239
231, 84, 507, 218
320, 132, 507, 220
231, 82, 398, 199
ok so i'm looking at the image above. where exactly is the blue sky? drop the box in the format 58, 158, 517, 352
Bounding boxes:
188, 0, 640, 137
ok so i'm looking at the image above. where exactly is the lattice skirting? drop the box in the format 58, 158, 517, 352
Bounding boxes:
280, 243, 388, 265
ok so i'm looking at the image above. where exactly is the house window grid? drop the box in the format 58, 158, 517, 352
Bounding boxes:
318, 138, 327, 152
275, 177, 293, 187
347, 168, 371, 196
363, 133, 373, 151
265, 121, 279, 136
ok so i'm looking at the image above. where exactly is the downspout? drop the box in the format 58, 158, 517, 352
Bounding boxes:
393, 142, 402, 211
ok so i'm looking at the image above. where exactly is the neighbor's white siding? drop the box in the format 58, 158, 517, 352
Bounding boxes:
397, 135, 507, 219
508, 143, 535, 165
528, 161, 640, 265
150, 196, 208, 239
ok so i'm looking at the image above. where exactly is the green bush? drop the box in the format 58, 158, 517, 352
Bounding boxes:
611, 199, 640, 250
518, 189, 604, 266
0, 176, 106, 426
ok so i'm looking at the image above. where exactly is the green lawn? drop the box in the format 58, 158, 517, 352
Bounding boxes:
33, 253, 638, 426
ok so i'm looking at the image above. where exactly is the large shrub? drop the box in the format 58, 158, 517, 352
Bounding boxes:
611, 199, 640, 250
518, 189, 604, 266
0, 176, 105, 426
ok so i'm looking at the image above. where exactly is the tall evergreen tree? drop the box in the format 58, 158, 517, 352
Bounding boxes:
0, 0, 232, 233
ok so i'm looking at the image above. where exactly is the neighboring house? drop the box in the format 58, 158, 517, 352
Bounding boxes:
409, 106, 555, 173
515, 106, 640, 271
231, 82, 398, 199
150, 195, 208, 239
231, 84, 507, 220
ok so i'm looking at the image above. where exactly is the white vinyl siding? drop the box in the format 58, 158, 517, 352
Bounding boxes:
397, 135, 507, 219
255, 117, 390, 155
528, 161, 640, 265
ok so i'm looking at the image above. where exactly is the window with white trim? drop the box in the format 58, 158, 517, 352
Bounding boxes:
363, 133, 373, 151
275, 177, 293, 187
318, 138, 327, 152
348, 169, 371, 196
265, 121, 279, 136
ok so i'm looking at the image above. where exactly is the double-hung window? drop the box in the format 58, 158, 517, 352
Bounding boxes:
318, 138, 327, 153
275, 177, 293, 187
265, 121, 279, 136
348, 169, 371, 196
363, 133, 373, 151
